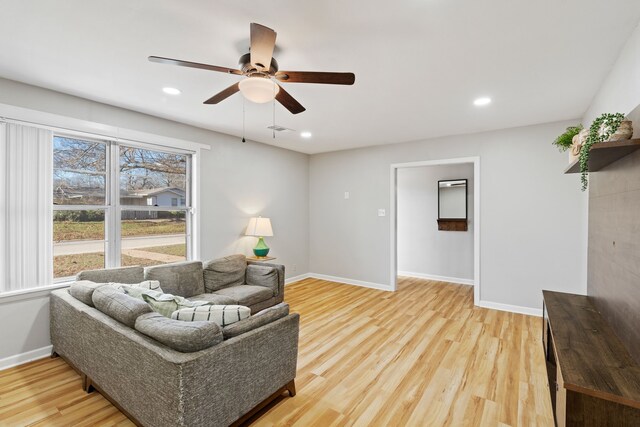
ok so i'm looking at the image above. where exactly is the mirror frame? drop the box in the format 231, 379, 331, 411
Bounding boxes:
437, 179, 468, 231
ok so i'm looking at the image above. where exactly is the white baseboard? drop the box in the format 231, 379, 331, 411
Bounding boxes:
0, 345, 53, 371
398, 271, 475, 286
306, 273, 392, 291
476, 300, 543, 317
285, 273, 312, 285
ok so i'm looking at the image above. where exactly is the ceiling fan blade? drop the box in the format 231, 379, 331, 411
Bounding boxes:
203, 82, 240, 104
149, 56, 242, 75
250, 23, 277, 71
275, 71, 355, 85
275, 84, 306, 114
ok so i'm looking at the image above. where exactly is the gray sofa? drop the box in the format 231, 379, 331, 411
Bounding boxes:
50, 255, 298, 427
77, 254, 286, 314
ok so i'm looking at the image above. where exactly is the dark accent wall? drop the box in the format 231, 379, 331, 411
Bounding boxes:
588, 145, 640, 364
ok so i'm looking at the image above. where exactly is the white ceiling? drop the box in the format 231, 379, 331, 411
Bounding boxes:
1, 1, 639, 154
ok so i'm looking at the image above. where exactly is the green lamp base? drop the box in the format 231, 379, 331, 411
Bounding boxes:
253, 236, 270, 257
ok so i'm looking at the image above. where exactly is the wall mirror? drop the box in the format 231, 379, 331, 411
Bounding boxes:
437, 179, 468, 231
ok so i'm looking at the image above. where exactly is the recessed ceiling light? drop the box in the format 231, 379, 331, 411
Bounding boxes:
300, 131, 312, 139
162, 87, 181, 95
473, 97, 492, 106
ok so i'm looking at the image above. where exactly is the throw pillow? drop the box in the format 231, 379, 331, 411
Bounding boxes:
142, 292, 209, 318
92, 285, 152, 328
222, 302, 289, 339
171, 305, 251, 326
135, 313, 223, 352
69, 280, 108, 307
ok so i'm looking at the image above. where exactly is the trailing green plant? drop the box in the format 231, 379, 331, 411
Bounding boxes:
579, 112, 625, 191
553, 124, 583, 152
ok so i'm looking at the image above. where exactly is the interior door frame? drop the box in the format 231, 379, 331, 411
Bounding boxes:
389, 156, 480, 303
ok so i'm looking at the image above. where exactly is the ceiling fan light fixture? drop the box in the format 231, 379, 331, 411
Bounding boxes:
239, 77, 279, 103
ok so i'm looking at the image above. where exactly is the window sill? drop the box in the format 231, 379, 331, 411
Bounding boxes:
0, 282, 72, 304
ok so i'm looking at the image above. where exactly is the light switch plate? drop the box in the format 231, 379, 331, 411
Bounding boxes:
344, 191, 350, 199
378, 209, 386, 217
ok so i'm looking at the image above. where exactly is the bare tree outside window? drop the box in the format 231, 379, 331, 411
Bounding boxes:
53, 137, 106, 205
119, 147, 186, 194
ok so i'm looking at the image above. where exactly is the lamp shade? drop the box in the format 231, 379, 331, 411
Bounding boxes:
239, 77, 279, 103
245, 217, 273, 237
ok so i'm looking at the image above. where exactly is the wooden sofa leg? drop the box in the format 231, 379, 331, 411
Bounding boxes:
84, 376, 95, 393
286, 379, 296, 397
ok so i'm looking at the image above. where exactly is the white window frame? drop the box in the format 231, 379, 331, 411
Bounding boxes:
52, 135, 110, 281
0, 101, 208, 297
53, 135, 196, 282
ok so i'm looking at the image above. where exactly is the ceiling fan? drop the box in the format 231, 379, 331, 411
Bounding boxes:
149, 23, 355, 114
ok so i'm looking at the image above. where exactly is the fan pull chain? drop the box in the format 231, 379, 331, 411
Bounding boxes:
272, 80, 276, 139
242, 96, 246, 143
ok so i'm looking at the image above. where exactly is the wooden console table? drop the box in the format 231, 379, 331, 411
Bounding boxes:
542, 290, 640, 426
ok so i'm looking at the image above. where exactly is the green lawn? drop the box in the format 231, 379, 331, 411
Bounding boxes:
54, 252, 162, 278
142, 244, 186, 257
54, 219, 185, 242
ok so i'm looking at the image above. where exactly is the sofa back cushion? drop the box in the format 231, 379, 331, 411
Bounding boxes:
135, 312, 223, 352
222, 303, 289, 339
92, 285, 152, 328
203, 255, 247, 292
246, 265, 279, 296
144, 261, 204, 298
77, 266, 144, 284
69, 280, 107, 307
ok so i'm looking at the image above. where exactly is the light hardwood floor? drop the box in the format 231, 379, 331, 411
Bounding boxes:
0, 277, 554, 426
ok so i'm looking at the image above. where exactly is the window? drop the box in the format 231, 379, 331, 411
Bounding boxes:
53, 137, 108, 279
53, 136, 192, 280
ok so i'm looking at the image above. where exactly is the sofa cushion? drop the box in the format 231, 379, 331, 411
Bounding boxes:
245, 265, 278, 296
92, 285, 152, 328
135, 312, 223, 352
222, 303, 289, 339
69, 280, 107, 307
77, 266, 144, 284
171, 305, 251, 326
203, 255, 246, 292
188, 293, 238, 306
142, 292, 209, 318
213, 285, 274, 306
144, 261, 204, 298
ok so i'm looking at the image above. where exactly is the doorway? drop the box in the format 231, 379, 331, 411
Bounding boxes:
389, 157, 480, 303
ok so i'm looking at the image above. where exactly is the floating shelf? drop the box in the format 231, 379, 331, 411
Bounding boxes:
437, 218, 468, 231
565, 138, 640, 174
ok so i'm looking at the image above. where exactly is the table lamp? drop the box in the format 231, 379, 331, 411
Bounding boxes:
245, 216, 274, 257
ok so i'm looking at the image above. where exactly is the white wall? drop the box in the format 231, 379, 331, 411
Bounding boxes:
0, 78, 309, 366
397, 164, 474, 282
310, 120, 588, 313
584, 20, 640, 126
